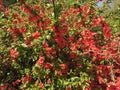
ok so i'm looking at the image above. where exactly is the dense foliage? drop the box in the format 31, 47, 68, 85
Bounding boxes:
0, 0, 120, 90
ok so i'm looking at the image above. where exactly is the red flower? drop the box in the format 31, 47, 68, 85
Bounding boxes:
43, 19, 51, 30
29, 15, 39, 22
55, 36, 66, 48
97, 76, 104, 84
51, 50, 56, 56
22, 74, 32, 83
69, 52, 77, 58
81, 5, 89, 11
0, 1, 5, 12
13, 13, 19, 18
55, 70, 62, 77
36, 57, 45, 65
92, 16, 103, 27
66, 87, 72, 90
0, 85, 6, 90
25, 38, 31, 46
47, 79, 52, 84
24, 5, 32, 14
45, 47, 52, 54
20, 5, 24, 10
44, 63, 52, 69
70, 44, 77, 51
38, 21, 43, 27
15, 79, 21, 84
116, 77, 120, 87
60, 63, 68, 70
20, 27, 27, 33
10, 49, 19, 59
39, 82, 44, 88
86, 86, 91, 90
12, 79, 21, 86
32, 31, 40, 39
17, 17, 23, 22
9, 28, 20, 36
102, 21, 112, 40
42, 42, 49, 48
0, 1, 2, 6
106, 82, 116, 90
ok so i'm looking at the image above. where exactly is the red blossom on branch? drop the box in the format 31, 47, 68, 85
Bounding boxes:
10, 49, 19, 59
36, 56, 45, 65
22, 74, 32, 83
32, 31, 40, 39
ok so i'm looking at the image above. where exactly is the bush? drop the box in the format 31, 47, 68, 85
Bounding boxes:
0, 0, 120, 90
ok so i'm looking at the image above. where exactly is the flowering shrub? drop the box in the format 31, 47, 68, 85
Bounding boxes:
0, 0, 120, 90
